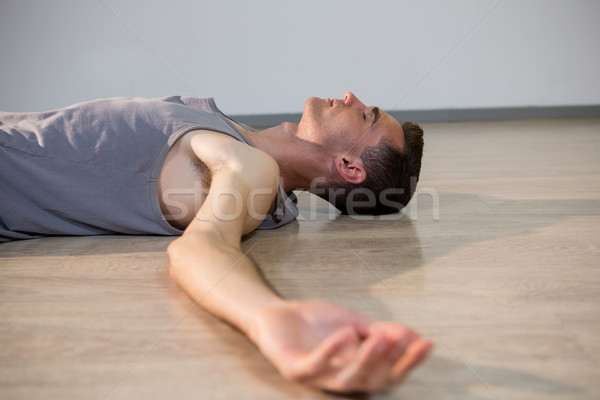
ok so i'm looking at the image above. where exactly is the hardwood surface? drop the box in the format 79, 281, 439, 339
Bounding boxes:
1, 118, 599, 399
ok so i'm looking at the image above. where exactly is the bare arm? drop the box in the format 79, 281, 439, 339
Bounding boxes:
167, 132, 432, 393
167, 132, 285, 334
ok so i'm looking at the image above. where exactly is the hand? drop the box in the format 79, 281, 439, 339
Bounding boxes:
248, 301, 433, 393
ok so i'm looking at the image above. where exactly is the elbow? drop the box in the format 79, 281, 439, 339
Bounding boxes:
166, 232, 209, 283
167, 237, 185, 283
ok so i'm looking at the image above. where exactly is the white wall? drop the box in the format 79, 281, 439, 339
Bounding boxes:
0, 0, 598, 114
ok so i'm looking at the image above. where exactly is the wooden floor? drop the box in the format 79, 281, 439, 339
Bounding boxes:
1, 118, 599, 400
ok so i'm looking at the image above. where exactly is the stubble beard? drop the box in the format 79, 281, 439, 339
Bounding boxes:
301, 98, 342, 152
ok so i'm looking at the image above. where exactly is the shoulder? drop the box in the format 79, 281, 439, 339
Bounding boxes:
188, 130, 279, 186
183, 129, 280, 236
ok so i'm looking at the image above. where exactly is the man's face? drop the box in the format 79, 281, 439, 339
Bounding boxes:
298, 92, 405, 155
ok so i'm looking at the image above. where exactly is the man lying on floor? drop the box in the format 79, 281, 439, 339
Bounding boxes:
0, 92, 431, 393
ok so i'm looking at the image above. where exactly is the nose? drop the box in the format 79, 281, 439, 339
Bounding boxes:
343, 91, 366, 110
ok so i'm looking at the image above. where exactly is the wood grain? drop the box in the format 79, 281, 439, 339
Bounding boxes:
1, 118, 599, 399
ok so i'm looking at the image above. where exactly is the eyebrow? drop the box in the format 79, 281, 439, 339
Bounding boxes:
371, 107, 380, 128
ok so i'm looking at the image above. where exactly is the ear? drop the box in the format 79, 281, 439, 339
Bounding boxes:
334, 154, 366, 184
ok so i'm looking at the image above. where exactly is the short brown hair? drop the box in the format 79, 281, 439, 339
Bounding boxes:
317, 121, 424, 215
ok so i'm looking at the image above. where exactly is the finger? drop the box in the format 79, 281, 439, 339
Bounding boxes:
286, 326, 358, 382
333, 323, 417, 391
389, 339, 434, 385
362, 325, 416, 390
334, 331, 391, 391
351, 314, 374, 339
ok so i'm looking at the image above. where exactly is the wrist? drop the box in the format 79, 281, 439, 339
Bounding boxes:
244, 297, 291, 345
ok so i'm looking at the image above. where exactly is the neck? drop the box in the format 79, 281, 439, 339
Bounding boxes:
243, 122, 334, 192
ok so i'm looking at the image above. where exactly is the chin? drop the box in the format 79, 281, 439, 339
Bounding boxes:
300, 98, 319, 123
304, 96, 321, 110
298, 102, 325, 141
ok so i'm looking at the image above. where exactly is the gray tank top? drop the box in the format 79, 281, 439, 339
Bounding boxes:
0, 96, 298, 242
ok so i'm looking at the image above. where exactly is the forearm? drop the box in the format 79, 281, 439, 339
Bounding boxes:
167, 231, 433, 394
167, 230, 286, 339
